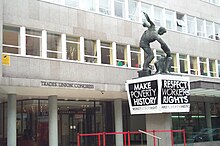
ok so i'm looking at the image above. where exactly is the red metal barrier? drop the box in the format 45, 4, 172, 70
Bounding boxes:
77, 129, 186, 146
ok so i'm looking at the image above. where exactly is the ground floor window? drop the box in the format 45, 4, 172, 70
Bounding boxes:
0, 99, 116, 146
172, 101, 220, 144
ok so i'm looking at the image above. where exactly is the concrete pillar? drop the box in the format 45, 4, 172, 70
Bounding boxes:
7, 94, 17, 146
114, 99, 123, 146
146, 113, 172, 146
205, 102, 212, 141
49, 95, 58, 146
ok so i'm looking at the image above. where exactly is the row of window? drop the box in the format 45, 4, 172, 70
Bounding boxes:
2, 25, 220, 78
201, 0, 220, 6
41, 0, 220, 41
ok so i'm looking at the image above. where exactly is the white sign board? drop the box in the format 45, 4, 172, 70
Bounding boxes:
126, 74, 190, 115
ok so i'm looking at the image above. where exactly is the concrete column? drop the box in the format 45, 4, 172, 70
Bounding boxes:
114, 99, 123, 146
7, 94, 17, 146
146, 113, 172, 146
205, 102, 212, 141
49, 95, 58, 146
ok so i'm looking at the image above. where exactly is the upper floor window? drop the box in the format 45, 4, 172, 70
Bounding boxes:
116, 44, 127, 66
141, 3, 151, 17
128, 0, 139, 21
187, 15, 195, 35
176, 12, 186, 32
47, 33, 62, 59
66, 36, 80, 61
209, 59, 217, 77
179, 54, 188, 74
3, 26, 20, 54
197, 18, 205, 37
169, 53, 178, 73
130, 46, 141, 68
99, 0, 111, 15
84, 39, 97, 63
114, 0, 125, 18
190, 56, 198, 75
80, 0, 96, 11
65, 0, 79, 8
206, 21, 214, 39
101, 42, 113, 65
215, 23, 220, 40
26, 29, 42, 56
165, 9, 175, 30
199, 57, 208, 76
154, 6, 164, 28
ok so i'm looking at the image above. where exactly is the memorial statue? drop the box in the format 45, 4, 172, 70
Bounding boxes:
139, 12, 172, 75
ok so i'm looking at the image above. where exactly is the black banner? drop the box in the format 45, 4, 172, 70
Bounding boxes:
128, 80, 158, 106
161, 79, 190, 104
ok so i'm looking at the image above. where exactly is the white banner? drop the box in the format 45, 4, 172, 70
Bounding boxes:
126, 74, 190, 115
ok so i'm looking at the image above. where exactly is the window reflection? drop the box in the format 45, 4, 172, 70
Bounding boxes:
84, 39, 97, 63
179, 54, 188, 74
130, 46, 141, 68
66, 36, 80, 61
3, 26, 20, 54
26, 29, 42, 56
114, 0, 125, 18
101, 42, 112, 65
116, 44, 127, 66
47, 33, 62, 59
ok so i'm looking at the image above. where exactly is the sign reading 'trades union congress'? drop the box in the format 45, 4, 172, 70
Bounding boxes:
126, 74, 190, 115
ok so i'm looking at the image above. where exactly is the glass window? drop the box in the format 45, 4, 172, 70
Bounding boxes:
215, 23, 220, 40
197, 18, 205, 37
116, 44, 127, 66
209, 59, 217, 77
66, 36, 80, 61
3, 26, 20, 54
211, 103, 220, 129
141, 3, 151, 17
172, 102, 207, 144
128, 0, 139, 21
65, 0, 79, 8
169, 53, 178, 73
47, 33, 62, 59
176, 12, 186, 32
101, 42, 113, 65
114, 0, 125, 18
165, 9, 175, 30
84, 39, 97, 63
130, 46, 141, 68
154, 6, 163, 28
210, 0, 220, 5
80, 0, 96, 11
187, 15, 195, 35
99, 0, 111, 15
206, 21, 214, 39
179, 54, 188, 74
26, 29, 42, 56
190, 56, 198, 75
200, 57, 208, 76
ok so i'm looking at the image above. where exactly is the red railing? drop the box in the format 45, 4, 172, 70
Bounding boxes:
77, 129, 186, 146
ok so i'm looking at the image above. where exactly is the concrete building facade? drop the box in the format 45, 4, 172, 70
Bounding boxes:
0, 0, 220, 146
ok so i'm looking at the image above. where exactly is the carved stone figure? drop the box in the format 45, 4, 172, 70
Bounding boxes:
139, 12, 172, 75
